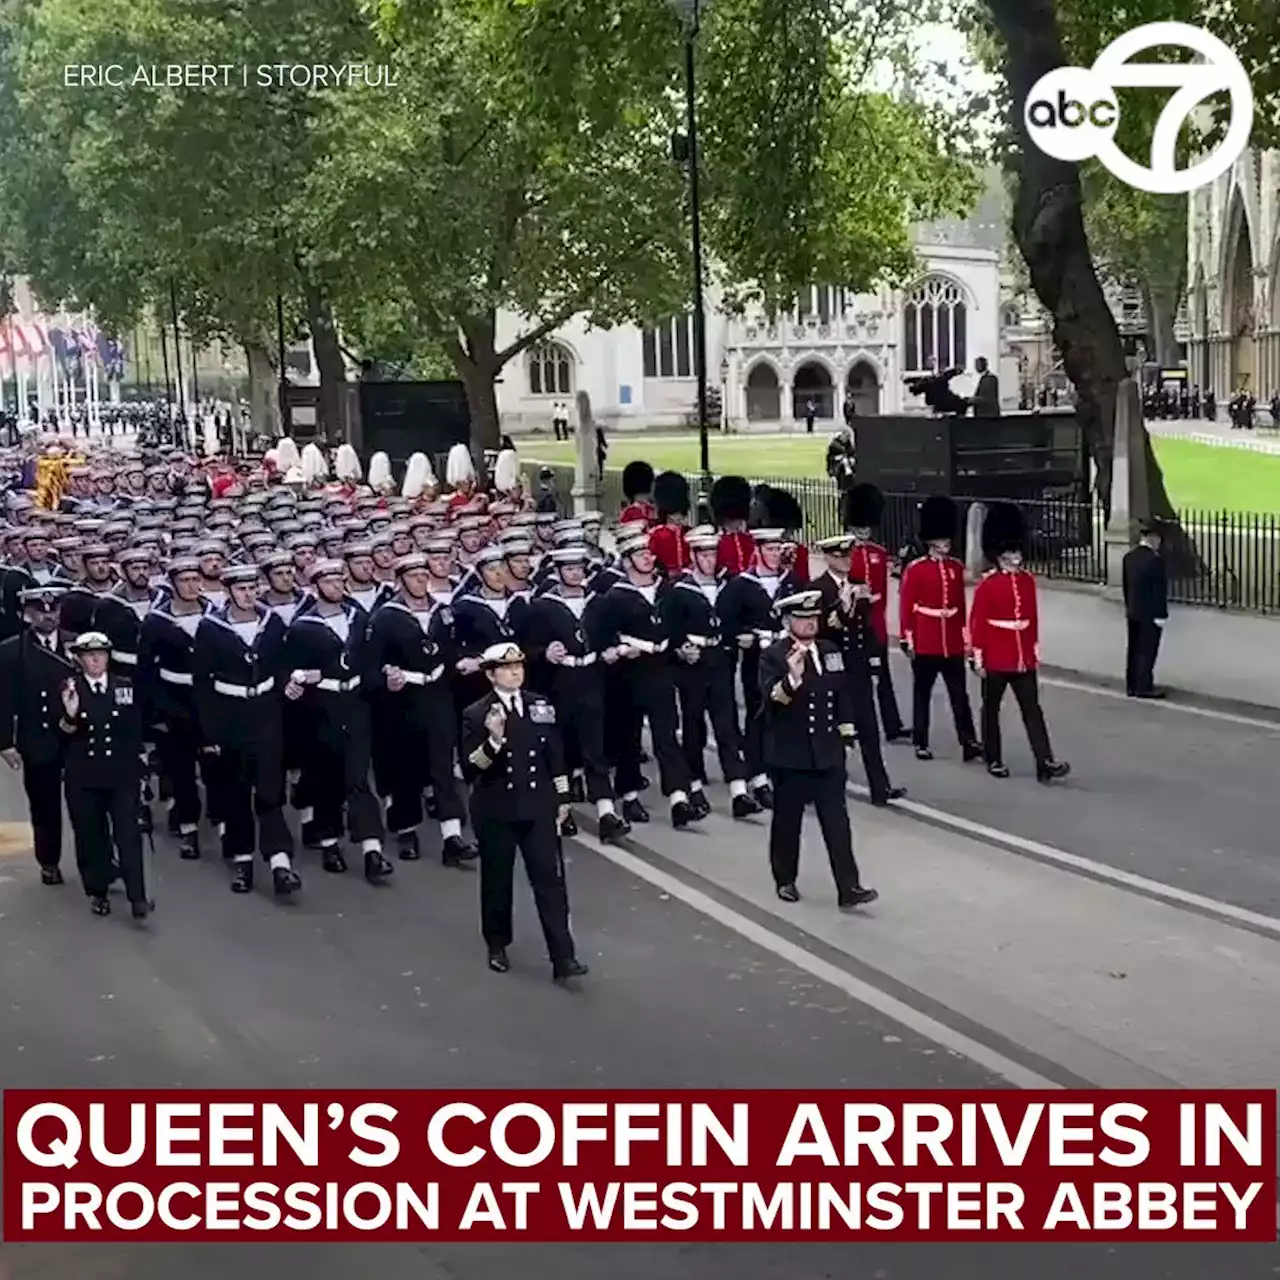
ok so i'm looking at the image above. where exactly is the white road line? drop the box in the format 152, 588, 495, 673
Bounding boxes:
845, 782, 1280, 937
575, 831, 1063, 1090
1039, 674, 1280, 731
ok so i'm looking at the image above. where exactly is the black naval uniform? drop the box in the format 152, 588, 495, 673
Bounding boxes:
60, 668, 148, 909
661, 571, 748, 795
193, 606, 294, 887
0, 628, 77, 878
364, 596, 471, 860
811, 569, 899, 805
1122, 542, 1168, 697
138, 599, 211, 844
461, 685, 579, 974
523, 585, 614, 811
451, 591, 529, 716
0, 565, 33, 642
758, 636, 870, 905
283, 599, 387, 874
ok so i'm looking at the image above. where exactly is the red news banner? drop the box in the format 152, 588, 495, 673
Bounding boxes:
2, 1090, 1275, 1243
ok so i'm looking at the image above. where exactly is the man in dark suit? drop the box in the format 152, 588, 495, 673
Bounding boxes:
759, 590, 879, 911
972, 356, 1000, 417
461, 642, 587, 982
1122, 521, 1169, 699
59, 631, 149, 918
0, 586, 77, 885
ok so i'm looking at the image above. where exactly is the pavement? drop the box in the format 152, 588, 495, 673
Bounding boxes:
2, 656, 1280, 1276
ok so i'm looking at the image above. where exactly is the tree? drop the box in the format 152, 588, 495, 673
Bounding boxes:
302, 0, 978, 450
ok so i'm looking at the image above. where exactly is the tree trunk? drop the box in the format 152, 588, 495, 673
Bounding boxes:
301, 278, 346, 445
447, 313, 503, 458
244, 342, 281, 440
1142, 283, 1179, 369
984, 0, 1178, 522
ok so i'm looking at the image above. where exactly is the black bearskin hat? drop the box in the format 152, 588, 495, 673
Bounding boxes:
710, 475, 752, 525
653, 470, 690, 519
765, 486, 803, 533
841, 483, 884, 531
918, 495, 957, 543
981, 501, 1026, 562
622, 460, 654, 500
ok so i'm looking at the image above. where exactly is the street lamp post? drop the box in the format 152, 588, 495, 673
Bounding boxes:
671, 0, 710, 481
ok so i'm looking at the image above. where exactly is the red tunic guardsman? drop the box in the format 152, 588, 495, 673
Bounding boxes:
898, 495, 980, 762
619, 460, 656, 527
842, 482, 907, 741
648, 471, 692, 574
710, 475, 754, 575
969, 501, 1070, 783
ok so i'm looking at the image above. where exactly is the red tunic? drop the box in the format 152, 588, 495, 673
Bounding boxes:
447, 490, 472, 512
619, 499, 656, 527
847, 540, 890, 643
969, 569, 1039, 674
899, 555, 967, 658
649, 523, 691, 574
715, 530, 754, 576
788, 543, 811, 583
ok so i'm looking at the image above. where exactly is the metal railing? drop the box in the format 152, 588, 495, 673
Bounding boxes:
524, 460, 1280, 612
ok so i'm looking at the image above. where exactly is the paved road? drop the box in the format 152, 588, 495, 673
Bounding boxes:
857, 650, 1280, 915
0, 770, 1274, 1277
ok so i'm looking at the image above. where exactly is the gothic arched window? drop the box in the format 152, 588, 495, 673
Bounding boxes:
527, 342, 573, 396
903, 276, 969, 374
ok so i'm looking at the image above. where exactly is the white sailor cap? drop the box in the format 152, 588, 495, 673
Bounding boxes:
195, 539, 229, 557
262, 551, 294, 572
615, 520, 648, 538
117, 547, 153, 567
394, 553, 430, 575
421, 534, 455, 555
776, 589, 824, 618
310, 558, 346, 580
166, 556, 202, 577
222, 564, 262, 587
817, 534, 854, 554
342, 542, 376, 559
551, 546, 591, 566
579, 511, 603, 525
18, 584, 68, 607
617, 534, 651, 557
686, 527, 721, 552
508, 512, 537, 528
751, 528, 786, 544
456, 514, 489, 532
69, 630, 112, 653
480, 642, 525, 669
502, 539, 533, 558
474, 545, 506, 568
496, 527, 531, 545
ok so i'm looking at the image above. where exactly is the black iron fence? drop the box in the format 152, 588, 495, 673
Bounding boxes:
524, 461, 1280, 613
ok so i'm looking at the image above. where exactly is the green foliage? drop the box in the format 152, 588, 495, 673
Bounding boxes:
1081, 165, 1186, 299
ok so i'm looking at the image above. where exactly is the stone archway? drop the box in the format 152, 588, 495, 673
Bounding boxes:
744, 363, 781, 421
792, 361, 835, 419
1227, 216, 1256, 392
845, 360, 880, 416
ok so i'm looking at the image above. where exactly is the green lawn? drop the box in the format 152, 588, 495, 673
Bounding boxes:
525, 432, 1280, 515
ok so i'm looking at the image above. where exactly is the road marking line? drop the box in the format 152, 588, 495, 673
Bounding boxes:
845, 783, 1280, 938
1039, 674, 1280, 731
576, 831, 1063, 1090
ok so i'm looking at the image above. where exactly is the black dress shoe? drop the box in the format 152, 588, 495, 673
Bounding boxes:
914, 746, 934, 761
962, 742, 984, 762
598, 811, 629, 843
301, 821, 323, 849
838, 886, 879, 909
1037, 760, 1071, 782
553, 959, 589, 982
731, 792, 762, 819
40, 866, 63, 886
671, 799, 700, 829
396, 831, 421, 861
689, 789, 712, 818
131, 900, 150, 920
321, 846, 348, 874
559, 812, 579, 837
988, 762, 1010, 778
885, 729, 912, 743
273, 865, 301, 896
621, 797, 649, 824
167, 809, 182, 836
753, 783, 774, 810
871, 786, 906, 806
488, 948, 511, 973
230, 863, 254, 893
776, 883, 800, 903
442, 835, 478, 866
364, 849, 395, 883
178, 831, 200, 860
90, 895, 111, 916
1134, 689, 1166, 700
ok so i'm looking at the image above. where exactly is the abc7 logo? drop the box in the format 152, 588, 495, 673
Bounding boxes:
1022, 23, 1254, 195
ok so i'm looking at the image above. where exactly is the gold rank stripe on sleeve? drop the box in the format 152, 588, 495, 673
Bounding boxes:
770, 679, 793, 706
468, 739, 497, 769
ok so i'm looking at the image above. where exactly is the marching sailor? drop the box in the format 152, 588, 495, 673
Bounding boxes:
898, 496, 982, 763
193, 565, 300, 894
969, 503, 1071, 783
343, 541, 389, 613
59, 631, 150, 919
759, 591, 878, 910
461, 642, 588, 982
